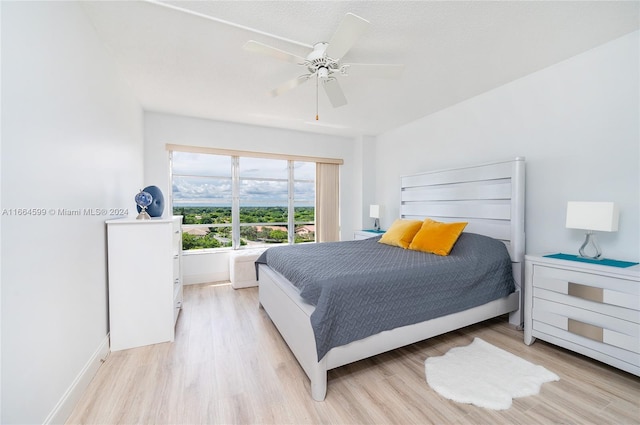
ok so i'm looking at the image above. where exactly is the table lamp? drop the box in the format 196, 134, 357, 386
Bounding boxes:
566, 201, 619, 259
370, 204, 380, 231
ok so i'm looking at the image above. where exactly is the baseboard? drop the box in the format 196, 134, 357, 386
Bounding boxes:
43, 334, 110, 425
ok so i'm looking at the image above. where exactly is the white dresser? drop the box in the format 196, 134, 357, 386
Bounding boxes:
524, 254, 639, 376
106, 216, 183, 351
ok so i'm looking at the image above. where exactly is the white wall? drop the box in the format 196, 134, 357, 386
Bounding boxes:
1, 2, 143, 423
356, 135, 378, 229
375, 31, 639, 262
144, 112, 358, 283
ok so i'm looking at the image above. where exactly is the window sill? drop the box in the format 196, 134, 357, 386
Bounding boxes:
182, 248, 234, 256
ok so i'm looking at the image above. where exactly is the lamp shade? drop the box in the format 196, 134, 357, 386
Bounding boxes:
369, 205, 380, 219
566, 202, 619, 232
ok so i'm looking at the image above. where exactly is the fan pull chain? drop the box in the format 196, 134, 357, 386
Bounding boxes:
316, 75, 319, 120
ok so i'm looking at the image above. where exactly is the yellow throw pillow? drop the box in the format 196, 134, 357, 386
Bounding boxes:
378, 219, 424, 248
408, 218, 468, 256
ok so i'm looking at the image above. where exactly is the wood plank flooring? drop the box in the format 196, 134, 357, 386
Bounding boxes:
66, 282, 640, 424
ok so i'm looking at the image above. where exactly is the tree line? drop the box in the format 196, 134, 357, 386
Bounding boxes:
172, 206, 315, 250
172, 206, 314, 225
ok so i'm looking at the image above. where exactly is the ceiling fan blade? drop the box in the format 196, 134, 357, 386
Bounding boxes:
325, 13, 369, 59
323, 78, 348, 108
270, 75, 310, 97
243, 40, 306, 64
342, 63, 405, 79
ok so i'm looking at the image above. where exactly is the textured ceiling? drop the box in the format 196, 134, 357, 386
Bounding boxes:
81, 1, 639, 137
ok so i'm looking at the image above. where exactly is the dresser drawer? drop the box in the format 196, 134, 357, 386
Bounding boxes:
173, 255, 181, 282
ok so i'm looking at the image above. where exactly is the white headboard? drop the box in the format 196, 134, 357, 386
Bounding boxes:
400, 157, 525, 263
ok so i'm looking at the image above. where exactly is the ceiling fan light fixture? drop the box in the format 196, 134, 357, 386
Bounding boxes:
317, 67, 329, 79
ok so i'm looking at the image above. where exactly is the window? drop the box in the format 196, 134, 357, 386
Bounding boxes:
292, 161, 316, 243
171, 151, 316, 251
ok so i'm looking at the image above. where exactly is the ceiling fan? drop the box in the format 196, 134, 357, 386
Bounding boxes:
243, 13, 405, 118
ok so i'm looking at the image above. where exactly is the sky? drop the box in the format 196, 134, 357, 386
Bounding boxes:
172, 152, 315, 206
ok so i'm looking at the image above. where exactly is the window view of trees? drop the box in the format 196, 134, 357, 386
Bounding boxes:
173, 206, 315, 250
171, 152, 315, 251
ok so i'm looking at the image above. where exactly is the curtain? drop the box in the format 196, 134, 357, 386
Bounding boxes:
315, 163, 340, 242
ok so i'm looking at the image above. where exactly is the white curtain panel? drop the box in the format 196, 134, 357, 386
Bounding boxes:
315, 162, 340, 242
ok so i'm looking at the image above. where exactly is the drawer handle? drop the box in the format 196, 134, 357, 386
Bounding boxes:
568, 282, 603, 303
568, 318, 603, 342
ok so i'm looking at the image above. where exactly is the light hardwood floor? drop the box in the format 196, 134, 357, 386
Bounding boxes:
67, 282, 640, 425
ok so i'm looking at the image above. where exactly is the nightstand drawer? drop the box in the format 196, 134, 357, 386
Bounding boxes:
532, 287, 639, 323
532, 265, 639, 311
533, 320, 640, 366
533, 298, 639, 352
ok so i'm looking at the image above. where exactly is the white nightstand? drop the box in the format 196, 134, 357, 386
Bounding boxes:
524, 254, 639, 376
354, 230, 385, 240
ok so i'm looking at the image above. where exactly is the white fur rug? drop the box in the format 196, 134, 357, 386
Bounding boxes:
424, 338, 559, 410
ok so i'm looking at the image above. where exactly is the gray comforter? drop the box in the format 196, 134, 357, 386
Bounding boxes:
255, 233, 515, 360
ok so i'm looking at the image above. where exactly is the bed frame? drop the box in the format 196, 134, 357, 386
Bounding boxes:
258, 157, 525, 401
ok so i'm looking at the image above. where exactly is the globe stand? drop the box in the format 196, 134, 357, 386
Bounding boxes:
136, 208, 151, 220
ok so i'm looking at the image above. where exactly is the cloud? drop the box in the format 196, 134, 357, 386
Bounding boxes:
172, 153, 315, 206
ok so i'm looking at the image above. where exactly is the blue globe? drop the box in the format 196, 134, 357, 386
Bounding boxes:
135, 191, 153, 209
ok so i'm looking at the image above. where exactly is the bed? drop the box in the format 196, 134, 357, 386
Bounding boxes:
257, 157, 525, 401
